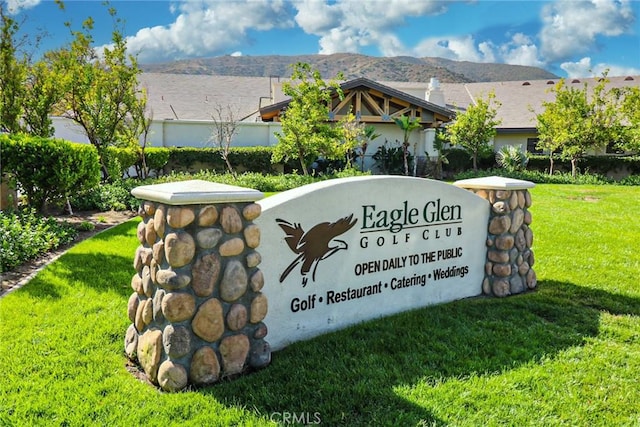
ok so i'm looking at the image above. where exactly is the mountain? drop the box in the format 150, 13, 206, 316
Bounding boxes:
140, 53, 559, 83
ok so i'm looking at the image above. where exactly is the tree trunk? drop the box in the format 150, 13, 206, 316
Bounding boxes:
403, 143, 409, 176
360, 143, 368, 172
549, 155, 554, 175
298, 148, 308, 176
223, 155, 237, 179
413, 142, 418, 177
473, 152, 478, 171
571, 158, 577, 178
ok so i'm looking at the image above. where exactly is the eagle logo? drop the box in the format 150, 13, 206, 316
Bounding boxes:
276, 214, 357, 285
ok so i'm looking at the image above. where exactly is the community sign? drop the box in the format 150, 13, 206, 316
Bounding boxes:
257, 176, 490, 350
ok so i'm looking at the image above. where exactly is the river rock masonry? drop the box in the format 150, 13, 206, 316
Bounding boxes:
125, 180, 270, 391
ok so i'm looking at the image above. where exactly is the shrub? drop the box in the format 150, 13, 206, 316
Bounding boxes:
443, 147, 495, 175
1, 134, 101, 212
0, 209, 77, 272
372, 140, 413, 175
527, 154, 640, 177
453, 168, 614, 185
496, 145, 529, 172
165, 146, 280, 174
143, 147, 170, 176
70, 179, 142, 212
105, 146, 138, 180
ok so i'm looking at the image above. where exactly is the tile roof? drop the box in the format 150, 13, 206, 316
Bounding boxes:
138, 73, 274, 121
139, 73, 639, 128
384, 76, 639, 129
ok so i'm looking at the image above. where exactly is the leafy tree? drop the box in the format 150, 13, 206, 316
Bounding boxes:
394, 115, 421, 176
536, 74, 623, 177
209, 104, 241, 178
272, 62, 344, 175
54, 7, 143, 180
429, 129, 449, 180
336, 111, 364, 169
447, 91, 501, 171
119, 87, 153, 178
22, 58, 62, 137
0, 6, 26, 133
620, 86, 640, 153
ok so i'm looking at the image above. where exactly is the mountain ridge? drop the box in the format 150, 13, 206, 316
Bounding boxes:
140, 53, 559, 83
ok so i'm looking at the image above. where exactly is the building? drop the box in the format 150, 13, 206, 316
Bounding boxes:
52, 73, 640, 170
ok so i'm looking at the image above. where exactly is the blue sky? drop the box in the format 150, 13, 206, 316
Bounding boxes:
8, 0, 640, 78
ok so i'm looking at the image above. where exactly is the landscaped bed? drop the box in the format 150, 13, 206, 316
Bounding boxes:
0, 184, 639, 425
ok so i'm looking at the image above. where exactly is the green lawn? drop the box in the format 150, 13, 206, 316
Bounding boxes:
1, 184, 639, 426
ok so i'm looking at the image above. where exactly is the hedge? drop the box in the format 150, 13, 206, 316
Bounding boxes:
163, 146, 279, 174
104, 146, 171, 179
442, 148, 496, 175
527, 154, 640, 177
1, 134, 101, 212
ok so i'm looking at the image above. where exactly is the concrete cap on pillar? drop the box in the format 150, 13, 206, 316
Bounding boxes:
453, 176, 535, 191
131, 179, 264, 205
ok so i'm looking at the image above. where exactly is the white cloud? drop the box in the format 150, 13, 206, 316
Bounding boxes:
422, 35, 489, 62
120, 0, 295, 63
412, 35, 536, 66
294, 0, 449, 55
561, 57, 640, 77
500, 33, 545, 68
540, 0, 635, 62
5, 0, 41, 14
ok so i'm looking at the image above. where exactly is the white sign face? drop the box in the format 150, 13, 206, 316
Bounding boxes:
256, 176, 489, 350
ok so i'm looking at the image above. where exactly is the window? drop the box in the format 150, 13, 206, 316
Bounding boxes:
606, 142, 624, 154
527, 138, 542, 154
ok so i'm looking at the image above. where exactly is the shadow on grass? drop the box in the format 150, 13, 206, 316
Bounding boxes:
21, 221, 139, 300
203, 280, 639, 426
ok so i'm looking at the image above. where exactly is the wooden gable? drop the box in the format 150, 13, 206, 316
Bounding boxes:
259, 77, 455, 127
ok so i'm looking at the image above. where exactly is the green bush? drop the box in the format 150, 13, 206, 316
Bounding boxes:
496, 145, 529, 172
153, 168, 368, 193
166, 146, 279, 174
1, 134, 101, 212
372, 140, 413, 175
143, 147, 170, 176
443, 147, 496, 174
527, 154, 640, 176
105, 145, 138, 180
453, 168, 618, 185
70, 179, 142, 212
0, 209, 77, 272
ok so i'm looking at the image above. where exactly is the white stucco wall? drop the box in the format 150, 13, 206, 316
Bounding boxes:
51, 117, 439, 171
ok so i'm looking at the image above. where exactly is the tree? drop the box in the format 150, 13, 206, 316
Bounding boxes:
336, 111, 364, 169
620, 86, 640, 153
429, 128, 449, 180
272, 62, 344, 175
394, 115, 421, 176
536, 74, 623, 177
0, 6, 26, 133
447, 91, 501, 171
533, 98, 565, 175
22, 58, 62, 137
119, 87, 153, 178
54, 7, 143, 180
209, 104, 241, 178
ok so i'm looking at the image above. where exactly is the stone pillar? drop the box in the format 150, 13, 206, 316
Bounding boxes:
454, 176, 537, 297
125, 180, 270, 392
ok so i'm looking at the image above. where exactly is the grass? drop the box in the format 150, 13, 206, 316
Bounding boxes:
1, 184, 639, 426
